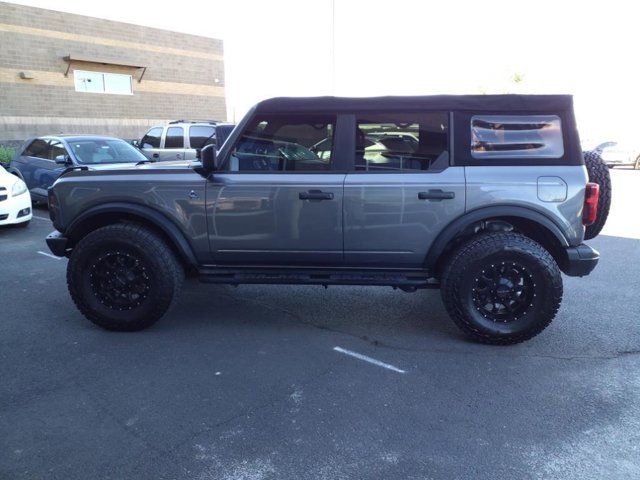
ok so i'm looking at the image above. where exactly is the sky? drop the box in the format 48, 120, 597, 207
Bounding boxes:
7, 0, 639, 141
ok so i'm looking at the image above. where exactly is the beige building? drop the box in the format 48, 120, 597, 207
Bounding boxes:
0, 2, 226, 144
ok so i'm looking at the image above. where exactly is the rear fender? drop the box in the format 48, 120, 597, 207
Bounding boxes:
426, 205, 570, 272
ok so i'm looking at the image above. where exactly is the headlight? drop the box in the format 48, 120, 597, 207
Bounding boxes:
11, 178, 27, 197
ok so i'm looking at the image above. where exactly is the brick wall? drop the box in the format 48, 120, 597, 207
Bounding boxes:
0, 1, 226, 142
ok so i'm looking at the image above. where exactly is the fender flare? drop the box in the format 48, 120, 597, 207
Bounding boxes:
425, 205, 570, 270
65, 202, 199, 267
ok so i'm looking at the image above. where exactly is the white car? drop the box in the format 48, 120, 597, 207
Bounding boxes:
0, 165, 32, 227
583, 140, 640, 169
599, 141, 640, 169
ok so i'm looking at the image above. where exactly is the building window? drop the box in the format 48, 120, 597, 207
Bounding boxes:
73, 70, 133, 95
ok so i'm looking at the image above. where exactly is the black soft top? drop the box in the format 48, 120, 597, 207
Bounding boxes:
254, 94, 573, 114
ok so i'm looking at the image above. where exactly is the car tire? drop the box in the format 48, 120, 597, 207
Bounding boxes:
634, 155, 640, 170
67, 223, 184, 331
440, 232, 563, 345
583, 150, 612, 240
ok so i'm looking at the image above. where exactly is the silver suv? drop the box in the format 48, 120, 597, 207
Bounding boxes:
136, 120, 235, 161
46, 95, 602, 345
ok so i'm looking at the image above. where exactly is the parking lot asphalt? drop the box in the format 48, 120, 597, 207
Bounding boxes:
1, 169, 639, 480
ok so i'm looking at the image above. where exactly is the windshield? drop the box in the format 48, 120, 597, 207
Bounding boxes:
67, 138, 147, 164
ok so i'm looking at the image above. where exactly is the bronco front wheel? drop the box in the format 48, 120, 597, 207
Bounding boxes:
67, 223, 184, 331
440, 232, 563, 345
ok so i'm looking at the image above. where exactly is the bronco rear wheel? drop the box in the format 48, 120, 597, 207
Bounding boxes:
67, 223, 184, 331
440, 232, 563, 345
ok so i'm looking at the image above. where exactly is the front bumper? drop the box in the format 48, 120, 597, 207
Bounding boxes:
46, 230, 69, 257
561, 243, 599, 277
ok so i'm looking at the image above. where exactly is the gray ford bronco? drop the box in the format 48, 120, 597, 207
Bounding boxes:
46, 95, 603, 345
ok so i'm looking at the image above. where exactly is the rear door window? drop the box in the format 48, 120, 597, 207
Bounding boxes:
141, 128, 163, 149
354, 112, 449, 171
471, 115, 564, 159
165, 127, 184, 149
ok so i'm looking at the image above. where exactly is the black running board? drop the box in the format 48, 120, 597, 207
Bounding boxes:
198, 266, 439, 289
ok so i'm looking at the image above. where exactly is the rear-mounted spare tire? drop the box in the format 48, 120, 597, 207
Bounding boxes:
583, 150, 612, 240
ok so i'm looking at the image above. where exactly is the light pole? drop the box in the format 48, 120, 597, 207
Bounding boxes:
330, 0, 335, 95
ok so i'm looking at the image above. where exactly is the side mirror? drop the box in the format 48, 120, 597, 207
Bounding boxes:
131, 139, 140, 148
55, 154, 71, 165
200, 144, 216, 173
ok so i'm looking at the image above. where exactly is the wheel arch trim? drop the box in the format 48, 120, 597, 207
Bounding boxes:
65, 202, 199, 267
7, 166, 25, 180
425, 205, 571, 270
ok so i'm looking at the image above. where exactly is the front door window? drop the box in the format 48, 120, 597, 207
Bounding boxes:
226, 115, 336, 172
141, 128, 162, 149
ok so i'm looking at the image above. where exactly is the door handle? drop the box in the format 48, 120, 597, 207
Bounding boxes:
299, 190, 334, 201
176, 153, 182, 159
418, 189, 455, 201
152, 153, 159, 158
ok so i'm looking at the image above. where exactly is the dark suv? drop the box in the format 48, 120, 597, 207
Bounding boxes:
46, 95, 601, 345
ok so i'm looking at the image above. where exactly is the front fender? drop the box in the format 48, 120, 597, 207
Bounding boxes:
65, 202, 199, 267
6, 166, 24, 180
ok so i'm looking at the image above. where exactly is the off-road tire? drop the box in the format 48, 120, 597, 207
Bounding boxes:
67, 223, 184, 331
441, 232, 563, 345
583, 150, 612, 240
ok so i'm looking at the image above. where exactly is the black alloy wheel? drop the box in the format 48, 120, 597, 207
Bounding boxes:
89, 250, 151, 311
471, 261, 535, 324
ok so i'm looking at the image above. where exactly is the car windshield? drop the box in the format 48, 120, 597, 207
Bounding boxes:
67, 138, 147, 164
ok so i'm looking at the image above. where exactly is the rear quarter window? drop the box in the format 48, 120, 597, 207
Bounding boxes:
189, 125, 216, 149
471, 115, 564, 159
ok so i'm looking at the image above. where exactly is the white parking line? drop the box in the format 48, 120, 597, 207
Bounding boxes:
31, 215, 50, 221
37, 251, 63, 260
333, 346, 406, 374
